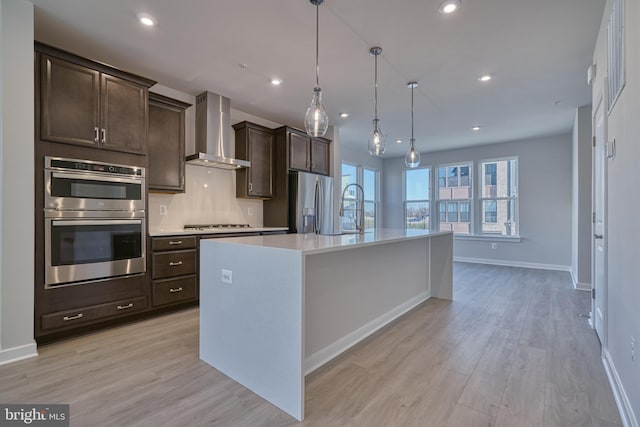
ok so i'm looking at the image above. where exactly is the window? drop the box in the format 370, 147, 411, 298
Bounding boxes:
437, 163, 472, 234
480, 158, 518, 235
607, 0, 625, 112
341, 163, 378, 231
363, 168, 377, 230
404, 167, 430, 230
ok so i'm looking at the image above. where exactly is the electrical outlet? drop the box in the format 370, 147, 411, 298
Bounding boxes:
248, 207, 253, 216
491, 242, 497, 249
221, 269, 233, 284
159, 205, 167, 216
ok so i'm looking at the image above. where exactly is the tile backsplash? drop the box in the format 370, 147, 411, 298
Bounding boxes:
148, 164, 263, 231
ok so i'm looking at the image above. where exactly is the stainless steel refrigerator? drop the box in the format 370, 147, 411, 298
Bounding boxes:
288, 171, 335, 234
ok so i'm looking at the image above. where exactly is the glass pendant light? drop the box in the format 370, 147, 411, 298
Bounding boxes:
368, 47, 386, 156
405, 82, 421, 168
304, 0, 329, 137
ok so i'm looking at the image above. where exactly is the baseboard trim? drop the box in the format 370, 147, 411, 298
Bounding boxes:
304, 292, 430, 375
602, 348, 638, 427
0, 342, 38, 366
570, 269, 592, 291
453, 256, 571, 272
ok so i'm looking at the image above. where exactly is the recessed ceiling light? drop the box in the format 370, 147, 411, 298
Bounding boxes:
439, 0, 461, 14
136, 13, 157, 27
472, 126, 481, 131
270, 78, 282, 86
339, 112, 349, 118
478, 74, 492, 82
396, 139, 403, 144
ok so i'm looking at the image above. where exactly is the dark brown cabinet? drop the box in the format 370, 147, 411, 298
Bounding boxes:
37, 43, 155, 155
148, 93, 191, 192
275, 126, 331, 176
233, 121, 274, 199
151, 236, 198, 307
263, 127, 332, 228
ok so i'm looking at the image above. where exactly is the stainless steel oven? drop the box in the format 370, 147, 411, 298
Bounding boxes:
44, 210, 146, 287
43, 156, 146, 287
44, 156, 144, 211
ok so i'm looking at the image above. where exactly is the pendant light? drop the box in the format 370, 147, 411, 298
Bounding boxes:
368, 47, 386, 156
405, 82, 421, 168
304, 0, 329, 137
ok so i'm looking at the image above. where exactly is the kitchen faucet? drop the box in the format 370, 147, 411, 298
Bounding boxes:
339, 183, 365, 233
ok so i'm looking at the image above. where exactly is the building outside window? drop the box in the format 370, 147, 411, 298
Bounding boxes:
437, 163, 472, 234
480, 158, 518, 235
341, 163, 378, 231
404, 167, 430, 230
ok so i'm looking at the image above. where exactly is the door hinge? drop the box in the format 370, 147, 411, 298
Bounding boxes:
592, 288, 596, 299
593, 136, 596, 147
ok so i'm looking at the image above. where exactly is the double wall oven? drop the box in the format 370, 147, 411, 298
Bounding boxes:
44, 157, 146, 287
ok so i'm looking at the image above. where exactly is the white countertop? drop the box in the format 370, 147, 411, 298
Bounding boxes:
149, 227, 289, 237
201, 228, 452, 255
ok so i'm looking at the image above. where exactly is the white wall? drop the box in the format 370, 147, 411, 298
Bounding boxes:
0, 0, 37, 364
571, 105, 593, 289
383, 134, 573, 269
592, 0, 640, 424
148, 84, 282, 231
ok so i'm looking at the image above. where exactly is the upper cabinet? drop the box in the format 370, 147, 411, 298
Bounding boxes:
275, 126, 331, 176
148, 93, 191, 193
233, 121, 274, 199
36, 43, 156, 155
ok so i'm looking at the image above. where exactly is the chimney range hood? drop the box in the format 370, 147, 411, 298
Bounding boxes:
186, 91, 250, 169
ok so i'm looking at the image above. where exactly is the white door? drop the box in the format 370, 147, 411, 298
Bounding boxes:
592, 96, 607, 345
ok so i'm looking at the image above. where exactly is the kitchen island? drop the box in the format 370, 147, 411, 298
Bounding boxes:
199, 229, 453, 421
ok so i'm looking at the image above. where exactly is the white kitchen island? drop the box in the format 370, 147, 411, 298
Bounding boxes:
199, 229, 453, 421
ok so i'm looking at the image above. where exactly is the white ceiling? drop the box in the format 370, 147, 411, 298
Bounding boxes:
31, 0, 604, 158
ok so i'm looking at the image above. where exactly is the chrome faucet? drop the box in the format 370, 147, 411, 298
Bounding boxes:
339, 183, 365, 233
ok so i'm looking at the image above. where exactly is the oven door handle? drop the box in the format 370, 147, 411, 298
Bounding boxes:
51, 171, 142, 185
52, 219, 142, 227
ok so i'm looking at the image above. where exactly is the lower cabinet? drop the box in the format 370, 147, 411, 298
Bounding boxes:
151, 236, 198, 307
41, 296, 147, 331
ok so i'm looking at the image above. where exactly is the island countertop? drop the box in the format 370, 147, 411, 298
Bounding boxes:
208, 228, 452, 255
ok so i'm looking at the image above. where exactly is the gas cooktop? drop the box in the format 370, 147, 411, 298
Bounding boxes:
183, 224, 252, 231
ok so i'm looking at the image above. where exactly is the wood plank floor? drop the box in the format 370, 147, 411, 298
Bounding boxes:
0, 263, 622, 426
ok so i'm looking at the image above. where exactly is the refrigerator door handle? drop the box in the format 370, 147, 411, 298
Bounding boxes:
314, 179, 321, 233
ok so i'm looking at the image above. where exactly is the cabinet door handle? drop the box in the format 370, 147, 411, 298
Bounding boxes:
101, 128, 106, 143
594, 233, 603, 239
169, 287, 183, 293
168, 240, 183, 245
248, 183, 253, 193
63, 313, 83, 321
117, 303, 134, 310
94, 127, 99, 142
169, 261, 183, 267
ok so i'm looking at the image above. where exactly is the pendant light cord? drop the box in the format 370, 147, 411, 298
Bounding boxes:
315, 4, 320, 88
411, 84, 414, 142
374, 53, 378, 122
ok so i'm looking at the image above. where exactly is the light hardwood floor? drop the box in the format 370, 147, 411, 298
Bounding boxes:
0, 263, 622, 426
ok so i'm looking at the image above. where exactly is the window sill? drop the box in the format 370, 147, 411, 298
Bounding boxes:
453, 235, 522, 243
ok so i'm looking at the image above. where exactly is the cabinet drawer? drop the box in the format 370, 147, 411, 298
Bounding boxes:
41, 296, 147, 331
152, 275, 197, 307
152, 236, 197, 251
152, 250, 197, 278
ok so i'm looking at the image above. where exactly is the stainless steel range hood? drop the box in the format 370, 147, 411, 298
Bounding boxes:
186, 91, 250, 169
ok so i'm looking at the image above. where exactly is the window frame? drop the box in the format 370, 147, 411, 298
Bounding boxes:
436, 161, 473, 235
340, 162, 379, 232
478, 156, 519, 237
403, 166, 431, 231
